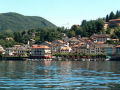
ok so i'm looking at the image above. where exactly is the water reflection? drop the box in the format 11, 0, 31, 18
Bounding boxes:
0, 60, 120, 89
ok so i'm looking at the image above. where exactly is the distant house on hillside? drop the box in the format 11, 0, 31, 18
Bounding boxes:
104, 22, 109, 29
90, 34, 110, 43
104, 19, 120, 29
69, 37, 80, 46
6, 37, 14, 41
50, 40, 67, 54
109, 19, 120, 27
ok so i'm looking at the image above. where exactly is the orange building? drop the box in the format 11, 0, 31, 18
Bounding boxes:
31, 45, 52, 59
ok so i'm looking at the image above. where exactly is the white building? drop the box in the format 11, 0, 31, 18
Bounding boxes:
90, 34, 110, 43
5, 45, 31, 56
60, 46, 72, 54
0, 45, 5, 54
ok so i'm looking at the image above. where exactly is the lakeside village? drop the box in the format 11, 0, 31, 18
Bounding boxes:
0, 33, 119, 61
1, 18, 120, 61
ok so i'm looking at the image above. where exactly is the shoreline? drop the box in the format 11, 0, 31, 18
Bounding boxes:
0, 56, 107, 61
0, 54, 119, 61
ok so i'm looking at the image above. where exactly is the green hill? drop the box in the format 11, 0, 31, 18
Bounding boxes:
0, 12, 56, 32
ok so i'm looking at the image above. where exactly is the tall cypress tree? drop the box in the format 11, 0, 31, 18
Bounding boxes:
115, 10, 119, 19
106, 15, 109, 22
109, 11, 115, 20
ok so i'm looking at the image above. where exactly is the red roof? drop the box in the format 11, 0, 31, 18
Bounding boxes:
110, 19, 120, 22
91, 34, 110, 38
45, 56, 52, 58
72, 45, 81, 48
32, 45, 49, 49
116, 45, 120, 47
95, 42, 104, 44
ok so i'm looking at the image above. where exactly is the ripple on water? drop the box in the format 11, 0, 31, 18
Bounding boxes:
0, 61, 120, 89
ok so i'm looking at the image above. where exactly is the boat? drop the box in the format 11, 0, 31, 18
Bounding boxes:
106, 56, 111, 61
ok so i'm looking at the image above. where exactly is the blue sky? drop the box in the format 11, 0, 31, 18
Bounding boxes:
0, 0, 120, 28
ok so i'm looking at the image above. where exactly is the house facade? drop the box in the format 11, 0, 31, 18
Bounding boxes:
31, 45, 52, 59
90, 34, 110, 43
109, 19, 120, 27
0, 45, 5, 54
89, 44, 114, 55
60, 46, 72, 54
5, 45, 31, 56
115, 45, 120, 55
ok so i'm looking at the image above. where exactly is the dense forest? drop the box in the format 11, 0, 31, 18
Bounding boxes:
0, 28, 64, 47
0, 12, 56, 32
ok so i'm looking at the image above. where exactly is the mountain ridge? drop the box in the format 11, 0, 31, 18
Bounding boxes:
0, 12, 56, 32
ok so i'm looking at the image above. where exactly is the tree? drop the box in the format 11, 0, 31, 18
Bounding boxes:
75, 27, 83, 36
106, 15, 109, 22
115, 10, 120, 19
67, 30, 75, 38
109, 11, 115, 20
14, 32, 23, 43
106, 28, 111, 34
114, 28, 120, 39
81, 20, 87, 26
80, 19, 104, 37
96, 19, 104, 33
71, 25, 79, 31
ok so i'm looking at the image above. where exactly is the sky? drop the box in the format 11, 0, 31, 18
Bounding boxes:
0, 0, 120, 28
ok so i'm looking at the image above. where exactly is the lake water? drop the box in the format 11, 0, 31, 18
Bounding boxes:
0, 60, 120, 89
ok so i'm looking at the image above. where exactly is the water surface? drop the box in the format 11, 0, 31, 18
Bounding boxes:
0, 60, 120, 89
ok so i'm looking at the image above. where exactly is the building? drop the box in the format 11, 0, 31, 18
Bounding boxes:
115, 45, 120, 55
104, 19, 120, 28
62, 33, 69, 42
90, 34, 110, 43
109, 19, 120, 27
41, 41, 52, 47
89, 44, 114, 55
60, 46, 72, 54
30, 39, 35, 44
6, 48, 15, 56
6, 37, 14, 41
0, 45, 5, 54
69, 37, 80, 46
31, 45, 52, 59
104, 22, 109, 29
105, 46, 115, 56
50, 40, 67, 54
5, 45, 31, 56
72, 43, 89, 54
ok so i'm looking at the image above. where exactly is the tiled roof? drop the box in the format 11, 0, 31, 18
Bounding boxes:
91, 34, 110, 38
72, 45, 81, 48
32, 45, 49, 49
94, 42, 104, 44
57, 40, 64, 44
116, 45, 120, 48
109, 19, 120, 22
61, 47, 70, 50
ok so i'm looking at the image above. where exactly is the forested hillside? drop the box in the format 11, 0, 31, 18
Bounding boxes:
0, 12, 56, 32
